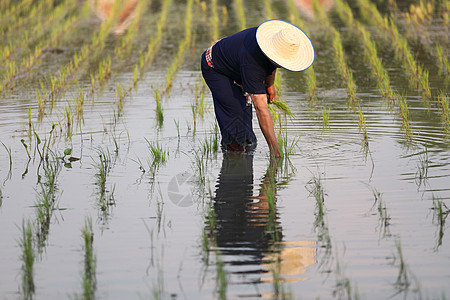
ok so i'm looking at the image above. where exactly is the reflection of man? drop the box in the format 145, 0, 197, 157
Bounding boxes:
201, 20, 314, 157
212, 153, 280, 256
209, 153, 317, 293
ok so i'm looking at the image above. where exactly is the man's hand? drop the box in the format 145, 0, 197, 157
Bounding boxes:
266, 85, 276, 104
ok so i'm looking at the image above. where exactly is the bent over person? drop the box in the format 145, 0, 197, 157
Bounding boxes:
201, 19, 314, 158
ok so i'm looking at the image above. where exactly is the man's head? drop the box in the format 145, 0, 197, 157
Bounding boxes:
256, 19, 315, 72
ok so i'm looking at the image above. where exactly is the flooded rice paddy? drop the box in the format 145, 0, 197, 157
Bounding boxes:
0, 0, 449, 299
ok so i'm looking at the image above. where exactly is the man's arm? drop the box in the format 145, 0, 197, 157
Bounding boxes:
265, 69, 277, 104
251, 93, 281, 158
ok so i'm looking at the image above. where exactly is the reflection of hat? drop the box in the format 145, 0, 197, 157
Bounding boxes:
256, 19, 315, 72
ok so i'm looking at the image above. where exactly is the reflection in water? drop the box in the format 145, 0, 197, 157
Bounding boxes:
293, 0, 334, 19
208, 153, 316, 297
91, 0, 138, 34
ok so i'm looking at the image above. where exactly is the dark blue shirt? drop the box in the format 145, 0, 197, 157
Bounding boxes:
211, 27, 276, 95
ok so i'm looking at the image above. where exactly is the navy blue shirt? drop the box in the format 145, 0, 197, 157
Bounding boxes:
211, 27, 276, 95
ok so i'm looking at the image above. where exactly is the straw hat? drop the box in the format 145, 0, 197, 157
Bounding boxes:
256, 19, 315, 72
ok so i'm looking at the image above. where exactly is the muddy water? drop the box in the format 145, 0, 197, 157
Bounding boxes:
1, 0, 449, 299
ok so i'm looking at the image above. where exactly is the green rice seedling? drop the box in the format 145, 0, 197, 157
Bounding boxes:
19, 219, 35, 300
322, 105, 331, 129
332, 30, 357, 106
357, 0, 431, 100
35, 158, 61, 250
154, 88, 164, 127
164, 0, 193, 93
263, 0, 273, 19
21, 139, 31, 160
396, 93, 412, 138
146, 139, 167, 166
306, 68, 318, 105
191, 148, 208, 195
94, 147, 112, 203
210, 0, 220, 41
81, 216, 97, 300
116, 84, 125, 113
307, 173, 325, 223
437, 90, 449, 132
75, 91, 85, 122
132, 64, 139, 88
358, 107, 369, 148
436, 44, 450, 76
36, 89, 44, 117
272, 100, 293, 116
233, 0, 246, 30
64, 103, 74, 138
144, 0, 172, 68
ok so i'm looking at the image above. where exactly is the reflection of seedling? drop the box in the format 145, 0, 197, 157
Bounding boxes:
415, 146, 429, 186
19, 219, 35, 300
432, 196, 449, 249
81, 216, 97, 300
393, 239, 411, 294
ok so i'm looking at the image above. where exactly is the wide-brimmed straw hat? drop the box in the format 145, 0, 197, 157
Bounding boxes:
256, 19, 315, 72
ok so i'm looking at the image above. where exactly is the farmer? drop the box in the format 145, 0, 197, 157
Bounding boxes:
201, 19, 314, 158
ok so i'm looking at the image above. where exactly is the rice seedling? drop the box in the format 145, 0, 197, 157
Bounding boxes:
437, 90, 449, 132
93, 147, 112, 212
332, 30, 357, 106
144, 0, 172, 69
221, 5, 228, 27
358, 107, 369, 148
35, 158, 61, 250
436, 45, 450, 77
307, 173, 325, 223
305, 68, 318, 105
19, 219, 35, 300
146, 139, 167, 167
233, 0, 246, 30
153, 88, 164, 127
357, 0, 432, 100
209, 0, 219, 42
164, 0, 193, 93
116, 83, 125, 114
396, 93, 412, 138
81, 216, 97, 300
432, 196, 449, 250
21, 139, 31, 160
263, 0, 274, 19
322, 105, 331, 129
